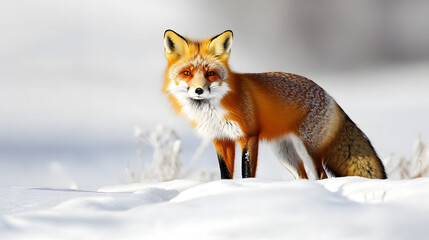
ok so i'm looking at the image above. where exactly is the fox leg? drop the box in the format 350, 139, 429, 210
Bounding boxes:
271, 134, 311, 179
213, 139, 235, 179
306, 151, 328, 179
296, 135, 327, 180
240, 136, 259, 178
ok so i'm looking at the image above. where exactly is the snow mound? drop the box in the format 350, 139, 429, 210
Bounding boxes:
1, 177, 429, 240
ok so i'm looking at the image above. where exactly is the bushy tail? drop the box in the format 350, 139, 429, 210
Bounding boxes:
323, 110, 387, 179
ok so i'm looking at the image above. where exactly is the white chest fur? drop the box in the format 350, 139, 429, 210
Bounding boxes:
181, 100, 243, 141
168, 80, 243, 141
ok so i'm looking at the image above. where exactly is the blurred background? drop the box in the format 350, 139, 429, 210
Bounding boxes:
1, 0, 428, 189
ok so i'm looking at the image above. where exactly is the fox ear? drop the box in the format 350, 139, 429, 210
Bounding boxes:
164, 30, 189, 59
208, 30, 233, 58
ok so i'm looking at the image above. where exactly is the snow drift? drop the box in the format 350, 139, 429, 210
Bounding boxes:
1, 177, 429, 240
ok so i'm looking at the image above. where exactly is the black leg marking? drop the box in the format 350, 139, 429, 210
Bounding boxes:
242, 148, 251, 178
217, 154, 231, 179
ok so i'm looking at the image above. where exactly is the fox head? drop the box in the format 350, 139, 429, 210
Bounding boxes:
163, 30, 233, 104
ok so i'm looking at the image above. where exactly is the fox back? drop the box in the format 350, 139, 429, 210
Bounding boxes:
163, 30, 386, 180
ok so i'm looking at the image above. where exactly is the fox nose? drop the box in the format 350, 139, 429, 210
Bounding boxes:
195, 88, 204, 95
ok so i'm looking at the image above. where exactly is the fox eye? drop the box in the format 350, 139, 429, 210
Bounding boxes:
206, 71, 216, 77
182, 70, 191, 76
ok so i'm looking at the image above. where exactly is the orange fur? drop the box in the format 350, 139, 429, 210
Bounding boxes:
163, 30, 386, 180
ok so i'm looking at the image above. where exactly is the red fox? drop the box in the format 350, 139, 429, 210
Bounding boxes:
162, 30, 386, 180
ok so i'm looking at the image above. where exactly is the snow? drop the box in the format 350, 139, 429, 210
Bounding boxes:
1, 1, 429, 239
1, 178, 429, 239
